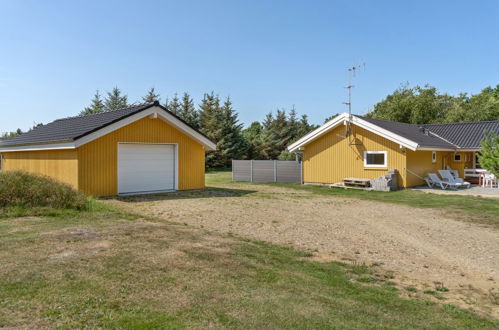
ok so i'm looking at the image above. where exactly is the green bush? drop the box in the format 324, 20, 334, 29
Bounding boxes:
0, 171, 88, 210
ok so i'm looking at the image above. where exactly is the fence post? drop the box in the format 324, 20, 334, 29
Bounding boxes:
300, 160, 303, 184
231, 160, 234, 182
274, 160, 277, 182
250, 160, 253, 182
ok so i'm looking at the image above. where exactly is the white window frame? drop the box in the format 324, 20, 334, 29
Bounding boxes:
363, 151, 387, 168
454, 153, 461, 162
432, 151, 437, 163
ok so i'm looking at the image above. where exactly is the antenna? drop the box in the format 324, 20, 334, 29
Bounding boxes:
342, 63, 365, 118
342, 63, 365, 138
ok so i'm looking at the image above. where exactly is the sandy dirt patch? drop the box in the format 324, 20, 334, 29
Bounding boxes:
109, 183, 499, 317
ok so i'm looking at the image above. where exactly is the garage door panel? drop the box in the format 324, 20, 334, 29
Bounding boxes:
118, 144, 175, 194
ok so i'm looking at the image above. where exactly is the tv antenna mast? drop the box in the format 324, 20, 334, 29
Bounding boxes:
342, 63, 365, 137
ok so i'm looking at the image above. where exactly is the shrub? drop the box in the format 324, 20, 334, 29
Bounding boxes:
0, 171, 88, 210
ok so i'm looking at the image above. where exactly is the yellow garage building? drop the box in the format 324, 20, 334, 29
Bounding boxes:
0, 101, 216, 196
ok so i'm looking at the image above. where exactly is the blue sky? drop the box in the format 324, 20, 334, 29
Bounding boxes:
0, 0, 498, 133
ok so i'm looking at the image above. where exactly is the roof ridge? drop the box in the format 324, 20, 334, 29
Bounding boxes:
354, 115, 419, 127
423, 119, 499, 126
53, 101, 157, 122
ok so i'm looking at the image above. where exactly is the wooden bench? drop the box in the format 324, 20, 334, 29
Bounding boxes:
343, 177, 371, 187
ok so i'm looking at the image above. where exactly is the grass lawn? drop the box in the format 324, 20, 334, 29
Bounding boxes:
0, 200, 498, 328
207, 171, 499, 228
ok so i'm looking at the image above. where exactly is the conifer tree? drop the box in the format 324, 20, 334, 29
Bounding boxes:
242, 122, 263, 159
199, 92, 222, 167
168, 93, 181, 115
163, 96, 170, 112
142, 87, 160, 103
81, 90, 105, 115
260, 110, 292, 159
105, 87, 128, 111
215, 97, 248, 166
199, 92, 221, 138
178, 92, 200, 129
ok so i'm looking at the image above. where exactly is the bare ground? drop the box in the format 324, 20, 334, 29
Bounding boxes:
109, 183, 499, 318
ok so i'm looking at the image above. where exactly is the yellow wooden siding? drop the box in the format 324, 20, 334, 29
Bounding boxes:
302, 124, 408, 187
444, 151, 474, 178
1, 150, 78, 188
77, 116, 205, 196
405, 150, 444, 186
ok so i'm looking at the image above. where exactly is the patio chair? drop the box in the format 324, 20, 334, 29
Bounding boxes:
427, 173, 450, 190
483, 173, 497, 188
438, 170, 471, 188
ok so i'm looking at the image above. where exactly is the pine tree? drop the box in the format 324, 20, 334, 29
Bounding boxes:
260, 110, 291, 159
178, 92, 200, 129
215, 97, 248, 166
81, 90, 105, 115
105, 87, 128, 111
142, 87, 160, 103
242, 122, 263, 159
199, 92, 223, 167
168, 93, 181, 115
163, 96, 170, 112
199, 92, 221, 138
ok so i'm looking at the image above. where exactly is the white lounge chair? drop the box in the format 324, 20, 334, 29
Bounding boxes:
427, 173, 463, 190
427, 173, 450, 190
438, 170, 471, 189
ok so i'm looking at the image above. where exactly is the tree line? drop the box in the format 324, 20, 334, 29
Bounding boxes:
80, 87, 317, 167
365, 83, 499, 124
2, 83, 498, 169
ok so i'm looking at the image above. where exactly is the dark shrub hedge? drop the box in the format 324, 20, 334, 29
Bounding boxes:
0, 171, 88, 210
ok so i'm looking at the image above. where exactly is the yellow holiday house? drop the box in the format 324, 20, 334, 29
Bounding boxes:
288, 113, 499, 188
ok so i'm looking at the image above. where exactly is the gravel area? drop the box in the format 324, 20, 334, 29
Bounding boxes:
110, 183, 499, 317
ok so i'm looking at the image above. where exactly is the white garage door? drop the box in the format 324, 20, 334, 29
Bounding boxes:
118, 143, 175, 194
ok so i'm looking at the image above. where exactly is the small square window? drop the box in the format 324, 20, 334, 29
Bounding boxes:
432, 151, 436, 163
454, 154, 461, 162
364, 151, 387, 168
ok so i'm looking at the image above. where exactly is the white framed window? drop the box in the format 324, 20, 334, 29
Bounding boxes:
432, 151, 437, 163
364, 151, 387, 168
454, 153, 461, 162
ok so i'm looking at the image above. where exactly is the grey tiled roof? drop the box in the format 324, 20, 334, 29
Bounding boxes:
0, 103, 156, 146
422, 120, 499, 148
354, 115, 457, 148
0, 101, 211, 147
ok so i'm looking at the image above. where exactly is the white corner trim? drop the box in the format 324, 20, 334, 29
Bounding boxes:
363, 150, 388, 168
287, 113, 419, 152
0, 142, 76, 152
75, 106, 216, 151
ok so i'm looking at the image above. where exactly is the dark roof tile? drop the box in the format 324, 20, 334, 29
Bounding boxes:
0, 101, 212, 147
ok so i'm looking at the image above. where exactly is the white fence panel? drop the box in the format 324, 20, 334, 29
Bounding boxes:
232, 160, 302, 184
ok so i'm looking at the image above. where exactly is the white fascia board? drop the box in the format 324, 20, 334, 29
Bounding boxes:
287, 113, 349, 152
74, 106, 216, 150
288, 113, 419, 152
0, 142, 75, 152
416, 146, 479, 152
416, 146, 455, 151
